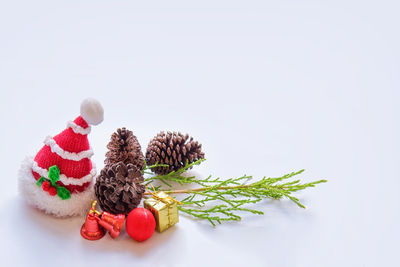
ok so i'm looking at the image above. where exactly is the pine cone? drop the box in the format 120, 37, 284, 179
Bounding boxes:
105, 128, 145, 171
94, 162, 145, 215
146, 131, 205, 175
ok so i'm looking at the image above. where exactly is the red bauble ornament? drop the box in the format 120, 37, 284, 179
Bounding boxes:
48, 186, 57, 196
126, 208, 155, 242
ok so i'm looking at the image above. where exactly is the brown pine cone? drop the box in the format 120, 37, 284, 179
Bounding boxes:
105, 128, 145, 171
145, 131, 205, 175
94, 162, 145, 215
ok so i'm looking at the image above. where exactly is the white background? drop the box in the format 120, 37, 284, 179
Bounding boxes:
0, 1, 399, 266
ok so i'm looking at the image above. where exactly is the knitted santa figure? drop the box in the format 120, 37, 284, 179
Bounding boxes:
18, 98, 104, 217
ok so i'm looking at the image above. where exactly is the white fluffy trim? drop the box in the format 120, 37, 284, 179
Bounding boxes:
67, 121, 91, 135
32, 161, 96, 186
18, 157, 95, 217
44, 136, 94, 161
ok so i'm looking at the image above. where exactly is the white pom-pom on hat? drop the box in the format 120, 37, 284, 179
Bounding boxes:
80, 98, 104, 125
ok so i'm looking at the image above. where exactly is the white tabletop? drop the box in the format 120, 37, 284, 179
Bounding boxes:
0, 1, 399, 266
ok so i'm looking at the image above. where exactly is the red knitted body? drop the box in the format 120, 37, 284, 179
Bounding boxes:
53, 128, 90, 153
31, 116, 94, 194
33, 145, 92, 178
73, 116, 89, 128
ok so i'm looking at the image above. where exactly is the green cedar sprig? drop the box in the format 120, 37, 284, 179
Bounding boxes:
143, 159, 206, 188
143, 160, 327, 226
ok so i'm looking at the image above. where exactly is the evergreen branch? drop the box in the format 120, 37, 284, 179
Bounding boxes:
142, 161, 170, 173
143, 159, 207, 186
143, 159, 326, 225
144, 167, 327, 225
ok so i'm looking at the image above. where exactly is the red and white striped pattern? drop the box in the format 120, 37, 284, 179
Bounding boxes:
31, 116, 95, 193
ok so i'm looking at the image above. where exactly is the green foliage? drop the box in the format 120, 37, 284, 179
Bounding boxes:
35, 165, 71, 200
144, 159, 327, 226
143, 159, 206, 187
48, 165, 60, 185
56, 186, 71, 200
36, 177, 45, 187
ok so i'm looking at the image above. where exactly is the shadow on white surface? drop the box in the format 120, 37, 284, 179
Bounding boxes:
8, 196, 180, 258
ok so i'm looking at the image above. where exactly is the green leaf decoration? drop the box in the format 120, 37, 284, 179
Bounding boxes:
56, 186, 71, 200
36, 177, 45, 187
48, 165, 60, 185
143, 159, 327, 226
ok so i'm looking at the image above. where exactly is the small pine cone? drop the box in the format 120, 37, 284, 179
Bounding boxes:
146, 131, 205, 175
105, 128, 145, 171
94, 162, 145, 215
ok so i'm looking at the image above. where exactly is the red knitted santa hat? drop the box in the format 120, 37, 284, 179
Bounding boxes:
18, 98, 104, 217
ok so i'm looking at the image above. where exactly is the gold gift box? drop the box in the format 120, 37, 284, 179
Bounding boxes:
144, 192, 179, 232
